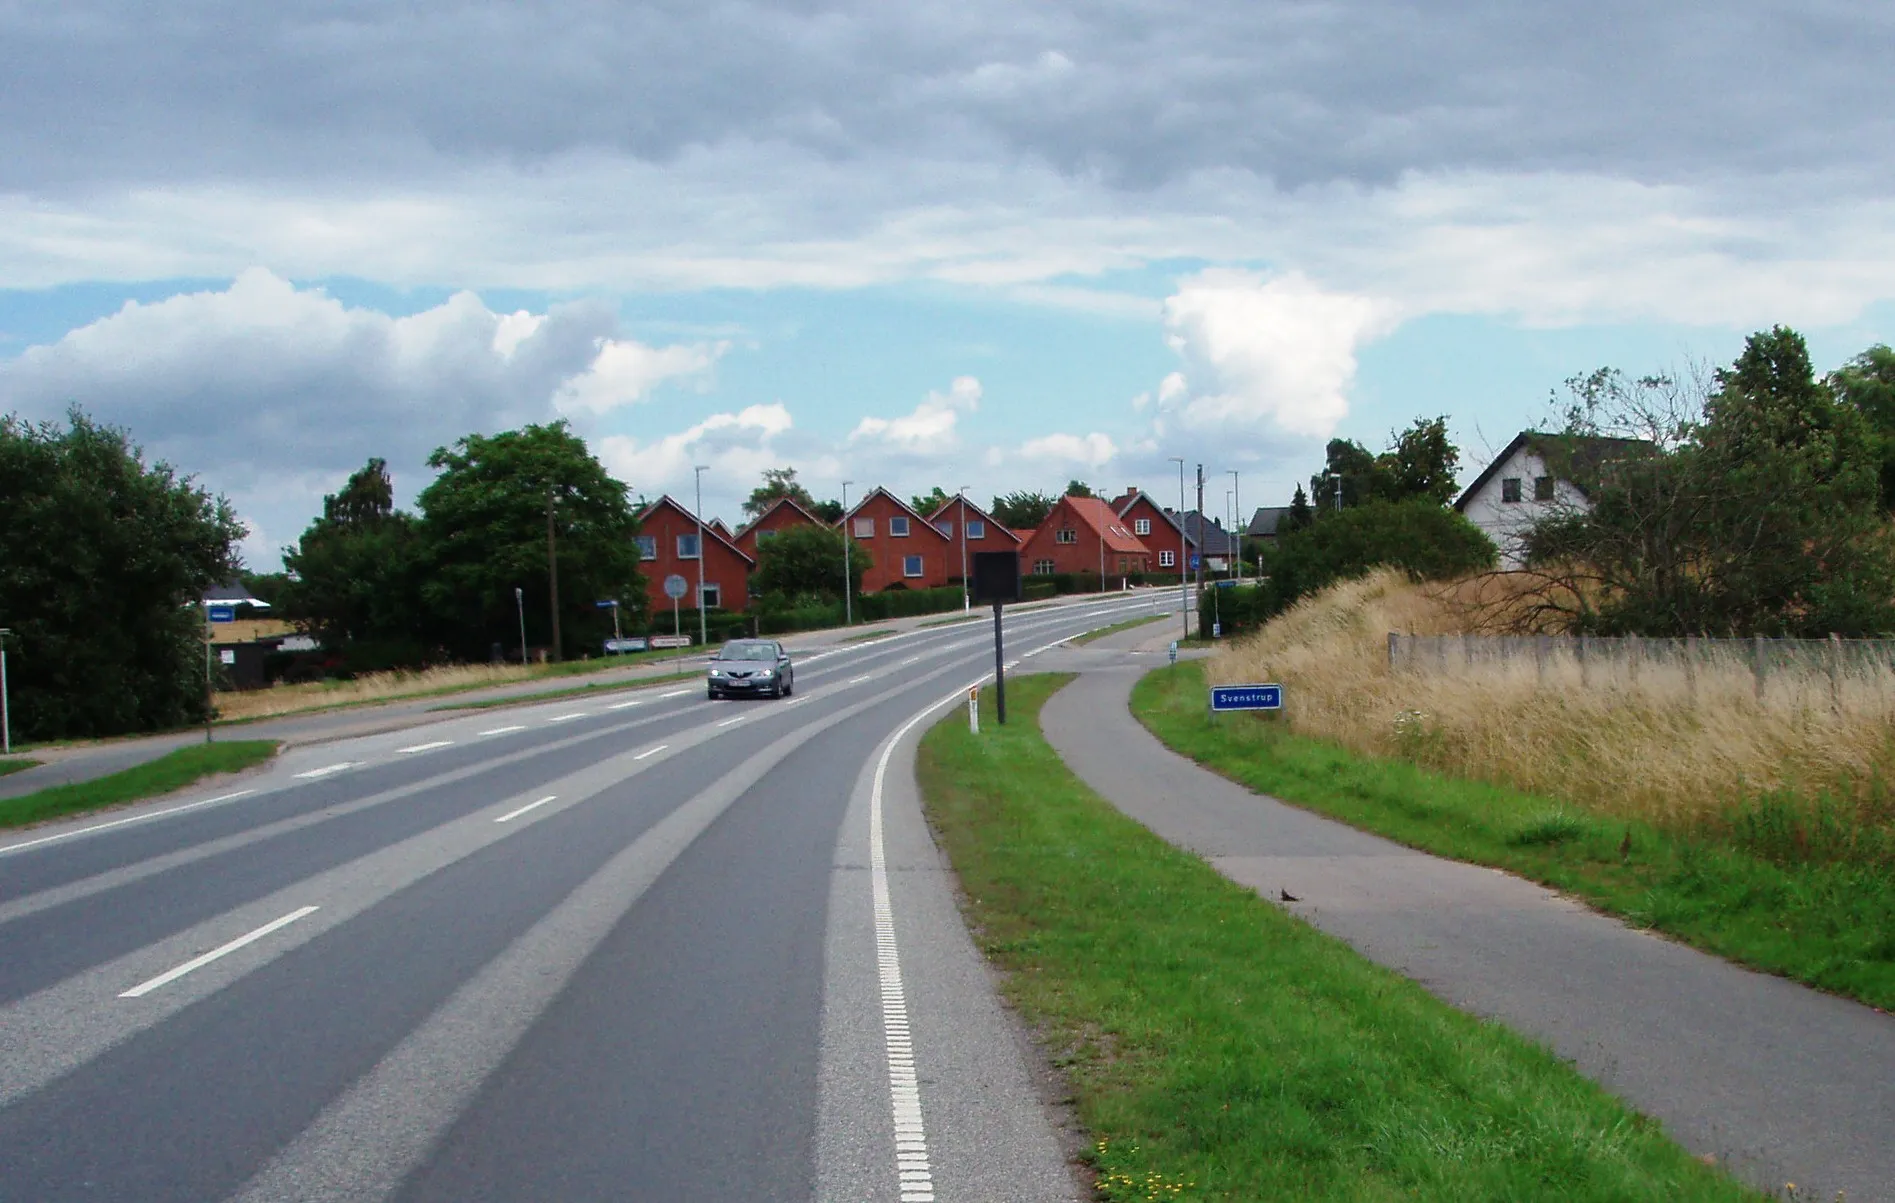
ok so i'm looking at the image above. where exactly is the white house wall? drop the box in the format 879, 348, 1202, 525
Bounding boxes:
1459, 447, 1591, 569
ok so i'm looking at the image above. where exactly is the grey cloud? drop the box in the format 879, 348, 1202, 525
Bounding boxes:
2, 2, 1889, 197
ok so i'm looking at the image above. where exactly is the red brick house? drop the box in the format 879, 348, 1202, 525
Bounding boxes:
927, 495, 1023, 585
733, 495, 825, 560
843, 487, 955, 592
1018, 495, 1153, 579
1111, 488, 1190, 573
636, 496, 756, 617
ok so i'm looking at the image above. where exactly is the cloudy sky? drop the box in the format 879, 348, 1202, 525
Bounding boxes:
3, 2, 1892, 567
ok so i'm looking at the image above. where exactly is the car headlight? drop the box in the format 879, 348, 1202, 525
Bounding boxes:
756, 668, 774, 678
709, 668, 725, 678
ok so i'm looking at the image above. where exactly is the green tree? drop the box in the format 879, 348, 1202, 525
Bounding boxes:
416, 422, 646, 660
751, 523, 871, 600
0, 408, 244, 740
743, 467, 818, 519
1064, 479, 1095, 498
1381, 416, 1459, 504
1284, 484, 1314, 532
1308, 439, 1378, 510
282, 458, 426, 661
910, 486, 952, 515
811, 498, 844, 523
1830, 344, 1895, 512
991, 490, 1057, 529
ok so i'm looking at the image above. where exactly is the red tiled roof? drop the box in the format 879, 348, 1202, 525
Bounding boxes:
1062, 496, 1151, 555
636, 496, 756, 565
926, 496, 1024, 545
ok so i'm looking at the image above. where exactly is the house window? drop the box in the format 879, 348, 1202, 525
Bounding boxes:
1160, 549, 1175, 568
966, 520, 984, 539
1534, 476, 1555, 502
1500, 477, 1523, 504
676, 533, 701, 559
903, 555, 924, 577
890, 516, 910, 537
1055, 528, 1077, 544
1134, 517, 1151, 536
854, 517, 875, 538
756, 529, 777, 544
635, 535, 656, 560
938, 521, 954, 539
1033, 559, 1057, 575
699, 582, 721, 609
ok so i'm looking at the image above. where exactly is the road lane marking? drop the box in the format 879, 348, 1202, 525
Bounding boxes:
397, 740, 453, 754
899, 656, 920, 666
0, 790, 256, 857
479, 725, 526, 736
294, 762, 356, 779
848, 675, 872, 684
120, 906, 320, 998
607, 698, 647, 710
633, 745, 667, 760
716, 716, 744, 727
547, 712, 589, 723
494, 795, 557, 824
658, 689, 690, 699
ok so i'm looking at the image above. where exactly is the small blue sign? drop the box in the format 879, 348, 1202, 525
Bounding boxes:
1215, 579, 1238, 588
207, 605, 236, 623
1210, 683, 1282, 712
1189, 554, 1201, 571
595, 599, 619, 609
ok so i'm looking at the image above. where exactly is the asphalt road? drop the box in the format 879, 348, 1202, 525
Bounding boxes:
0, 592, 1176, 1202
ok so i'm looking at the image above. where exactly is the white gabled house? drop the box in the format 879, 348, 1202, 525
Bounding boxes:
1453, 431, 1653, 569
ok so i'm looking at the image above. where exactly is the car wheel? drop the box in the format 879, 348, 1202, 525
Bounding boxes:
707, 688, 718, 700
784, 675, 793, 696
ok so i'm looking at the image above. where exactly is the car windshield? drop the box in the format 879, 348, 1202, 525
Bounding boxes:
719, 643, 777, 661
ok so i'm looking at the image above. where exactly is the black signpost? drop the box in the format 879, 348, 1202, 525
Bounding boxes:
970, 551, 1023, 724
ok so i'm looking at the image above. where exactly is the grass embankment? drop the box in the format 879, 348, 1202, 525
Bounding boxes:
841, 628, 898, 643
213, 648, 699, 724
0, 740, 278, 830
432, 670, 701, 711
1069, 613, 1168, 646
917, 676, 1756, 1202
0, 758, 40, 779
1139, 660, 1895, 1010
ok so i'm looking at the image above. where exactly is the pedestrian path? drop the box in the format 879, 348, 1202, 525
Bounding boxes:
1033, 642, 1895, 1203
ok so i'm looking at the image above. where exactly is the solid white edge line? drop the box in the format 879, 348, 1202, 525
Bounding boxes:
478, 725, 526, 736
494, 795, 558, 824
120, 905, 320, 998
0, 790, 256, 857
397, 740, 453, 754
294, 762, 356, 779
632, 745, 667, 760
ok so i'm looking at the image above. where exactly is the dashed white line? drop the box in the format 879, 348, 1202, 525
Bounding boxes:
397, 740, 453, 754
294, 762, 356, 780
607, 698, 647, 710
478, 725, 526, 736
0, 790, 255, 857
899, 656, 920, 666
494, 795, 558, 824
848, 675, 872, 684
658, 690, 690, 699
716, 715, 745, 727
120, 906, 319, 998
633, 745, 668, 760
547, 712, 589, 723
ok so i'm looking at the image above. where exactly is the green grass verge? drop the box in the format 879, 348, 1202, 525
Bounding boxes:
1070, 613, 1169, 646
918, 614, 982, 629
841, 628, 899, 643
0, 758, 40, 779
0, 740, 278, 830
917, 674, 1756, 1202
1133, 660, 1895, 1012
430, 670, 702, 711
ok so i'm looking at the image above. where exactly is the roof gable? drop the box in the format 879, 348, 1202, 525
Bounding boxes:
1453, 431, 1659, 510
1049, 495, 1152, 555
842, 486, 950, 541
734, 494, 823, 540
637, 496, 756, 565
926, 495, 1023, 545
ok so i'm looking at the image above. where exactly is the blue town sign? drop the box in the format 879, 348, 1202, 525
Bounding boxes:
1209, 683, 1282, 712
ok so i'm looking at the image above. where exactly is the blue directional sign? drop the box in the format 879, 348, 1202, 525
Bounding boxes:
595, 599, 619, 609
1189, 554, 1201, 571
1209, 683, 1282, 712
207, 606, 236, 623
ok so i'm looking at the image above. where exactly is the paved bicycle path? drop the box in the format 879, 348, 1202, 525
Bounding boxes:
1034, 639, 1895, 1203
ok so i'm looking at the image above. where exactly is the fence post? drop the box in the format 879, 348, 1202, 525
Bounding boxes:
1829, 633, 1843, 713
1752, 634, 1766, 703
1685, 634, 1698, 701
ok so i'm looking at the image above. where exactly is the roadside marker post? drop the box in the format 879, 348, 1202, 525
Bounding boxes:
1168, 641, 1178, 665
967, 685, 980, 735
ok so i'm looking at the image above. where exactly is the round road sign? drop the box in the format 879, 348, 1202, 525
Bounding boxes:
663, 574, 689, 600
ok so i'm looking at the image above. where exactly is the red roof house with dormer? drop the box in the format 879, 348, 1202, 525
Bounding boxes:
1018, 495, 1154, 580
1112, 488, 1191, 573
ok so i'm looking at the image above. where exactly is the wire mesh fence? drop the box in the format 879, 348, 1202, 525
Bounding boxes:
1387, 632, 1895, 712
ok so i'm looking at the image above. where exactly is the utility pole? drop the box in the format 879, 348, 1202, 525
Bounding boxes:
958, 486, 970, 611
1, 627, 12, 756
693, 465, 709, 649
202, 600, 214, 744
514, 586, 526, 666
1229, 469, 1243, 581
841, 481, 854, 626
1195, 464, 1206, 636
546, 490, 562, 661
1169, 457, 1188, 643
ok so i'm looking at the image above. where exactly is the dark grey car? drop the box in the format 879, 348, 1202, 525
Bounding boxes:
707, 639, 795, 699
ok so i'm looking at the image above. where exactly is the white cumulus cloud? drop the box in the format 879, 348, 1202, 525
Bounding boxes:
849, 375, 982, 452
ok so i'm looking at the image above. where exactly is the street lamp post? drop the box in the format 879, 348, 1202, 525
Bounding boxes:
0, 627, 11, 756
514, 587, 527, 665
692, 465, 710, 649
546, 490, 562, 662
957, 485, 970, 611
1229, 469, 1243, 581
841, 480, 854, 626
1169, 456, 1189, 641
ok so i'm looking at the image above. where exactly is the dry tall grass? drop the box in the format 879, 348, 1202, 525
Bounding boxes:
1210, 569, 1895, 834
213, 660, 649, 722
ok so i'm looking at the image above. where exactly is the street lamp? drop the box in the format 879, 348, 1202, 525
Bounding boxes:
0, 627, 11, 755
1325, 469, 1343, 512
1228, 469, 1243, 582
514, 586, 526, 665
957, 485, 970, 611
693, 465, 709, 649
1168, 456, 1189, 641
841, 480, 854, 626
1225, 489, 1234, 581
